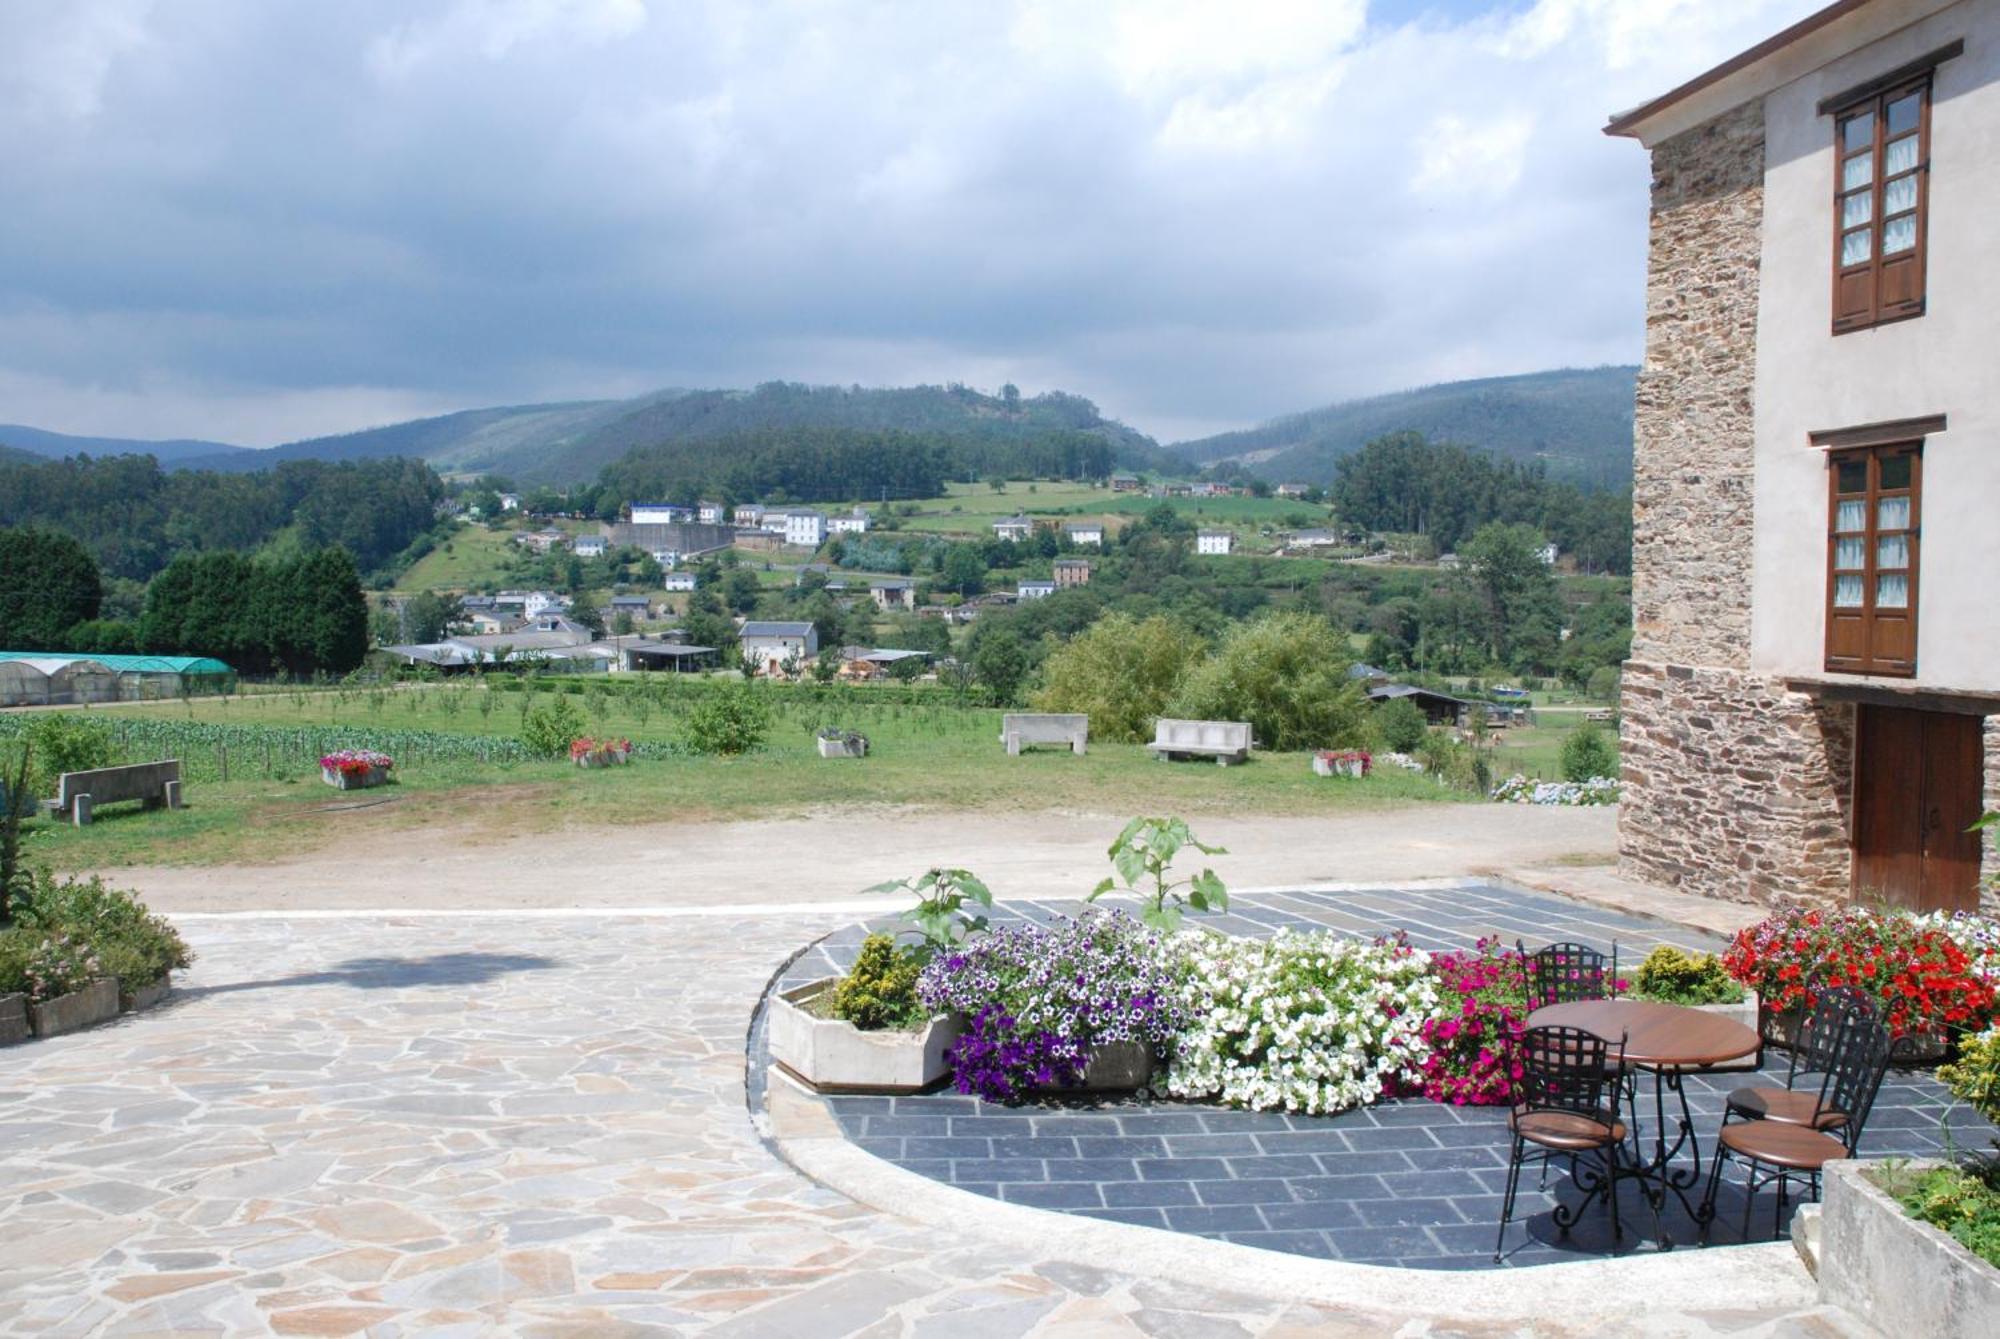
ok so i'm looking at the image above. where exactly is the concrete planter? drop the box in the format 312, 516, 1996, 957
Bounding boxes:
573, 749, 632, 769
1066, 1039, 1155, 1092
0, 992, 27, 1046
29, 977, 121, 1038
817, 734, 869, 759
1819, 1160, 2000, 1339
321, 764, 390, 790
123, 976, 172, 1013
768, 979, 962, 1093
1312, 754, 1370, 779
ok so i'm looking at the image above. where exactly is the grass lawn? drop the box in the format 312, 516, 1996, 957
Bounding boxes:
392, 525, 527, 592
1488, 717, 1617, 782
11, 688, 1466, 870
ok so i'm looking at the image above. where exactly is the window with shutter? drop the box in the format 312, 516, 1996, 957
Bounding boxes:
1831, 78, 1930, 333
1824, 444, 1921, 676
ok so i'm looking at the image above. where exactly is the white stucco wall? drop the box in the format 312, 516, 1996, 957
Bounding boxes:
1751, 0, 2000, 691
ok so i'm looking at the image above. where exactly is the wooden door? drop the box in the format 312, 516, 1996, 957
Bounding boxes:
1852, 706, 1984, 913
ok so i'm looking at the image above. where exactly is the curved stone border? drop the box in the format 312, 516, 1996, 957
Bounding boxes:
766, 1067, 1816, 1327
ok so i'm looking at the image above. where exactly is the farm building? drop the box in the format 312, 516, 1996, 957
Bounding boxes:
0, 652, 237, 705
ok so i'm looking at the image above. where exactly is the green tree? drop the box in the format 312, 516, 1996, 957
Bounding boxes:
1559, 723, 1618, 782
971, 629, 1029, 707
1374, 696, 1428, 753
1460, 521, 1562, 668
404, 590, 463, 643
521, 697, 588, 758
0, 528, 102, 649
1032, 613, 1205, 743
1168, 612, 1368, 752
941, 543, 985, 597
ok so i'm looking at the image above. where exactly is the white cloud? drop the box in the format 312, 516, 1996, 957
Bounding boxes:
0, 0, 1832, 447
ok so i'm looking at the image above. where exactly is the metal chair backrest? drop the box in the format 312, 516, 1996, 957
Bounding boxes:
1512, 1025, 1622, 1121
1790, 985, 1878, 1081
1518, 940, 1617, 1007
1818, 1012, 1894, 1154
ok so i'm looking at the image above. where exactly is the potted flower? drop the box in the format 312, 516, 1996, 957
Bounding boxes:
1313, 749, 1372, 778
816, 728, 869, 759
569, 737, 633, 768
319, 749, 393, 790
1722, 906, 1997, 1060
766, 868, 991, 1092
917, 911, 1183, 1100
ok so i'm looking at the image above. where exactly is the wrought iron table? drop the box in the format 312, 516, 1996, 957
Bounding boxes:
1528, 998, 1761, 1247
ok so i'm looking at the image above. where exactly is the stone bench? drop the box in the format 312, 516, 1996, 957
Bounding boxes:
1000, 713, 1088, 756
45, 760, 182, 826
1147, 719, 1252, 766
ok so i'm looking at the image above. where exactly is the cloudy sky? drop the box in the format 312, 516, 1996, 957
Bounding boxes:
1, 0, 1826, 448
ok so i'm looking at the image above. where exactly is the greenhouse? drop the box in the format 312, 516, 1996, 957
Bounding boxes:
0, 652, 237, 705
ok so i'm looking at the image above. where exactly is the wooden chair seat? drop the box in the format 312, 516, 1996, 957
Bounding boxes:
1717, 1119, 1847, 1171
1511, 1108, 1625, 1151
1725, 1085, 1847, 1130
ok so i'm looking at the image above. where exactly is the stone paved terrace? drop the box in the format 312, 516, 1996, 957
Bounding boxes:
774, 884, 1992, 1270
0, 893, 1912, 1336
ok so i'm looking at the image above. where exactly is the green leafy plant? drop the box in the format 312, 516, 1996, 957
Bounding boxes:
519, 696, 588, 758
1633, 944, 1743, 1006
1559, 723, 1617, 783
1939, 1026, 2000, 1131
864, 867, 993, 960
13, 869, 193, 993
25, 713, 113, 793
1890, 1162, 2000, 1269
0, 743, 32, 923
1088, 816, 1227, 932
826, 933, 929, 1031
679, 683, 772, 756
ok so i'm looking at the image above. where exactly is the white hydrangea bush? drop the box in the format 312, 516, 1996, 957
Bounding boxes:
1163, 930, 1438, 1114
1491, 774, 1620, 806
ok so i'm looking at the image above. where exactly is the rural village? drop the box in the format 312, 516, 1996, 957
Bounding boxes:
2, 2, 1999, 1336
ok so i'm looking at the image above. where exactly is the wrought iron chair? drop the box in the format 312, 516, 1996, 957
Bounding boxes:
1699, 1009, 1893, 1243
1722, 986, 1876, 1133
1518, 939, 1618, 1007
1494, 1024, 1635, 1262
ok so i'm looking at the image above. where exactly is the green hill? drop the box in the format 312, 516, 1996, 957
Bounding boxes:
1174, 367, 1636, 488
0, 423, 250, 465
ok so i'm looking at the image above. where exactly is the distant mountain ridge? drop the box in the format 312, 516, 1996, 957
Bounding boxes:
7, 382, 1176, 485
1173, 366, 1636, 488
0, 423, 250, 465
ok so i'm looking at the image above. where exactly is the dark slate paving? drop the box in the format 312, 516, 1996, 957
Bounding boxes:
785, 881, 1993, 1271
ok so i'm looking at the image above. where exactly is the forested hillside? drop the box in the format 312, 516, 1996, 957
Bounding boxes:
178, 399, 643, 478
1176, 367, 1635, 488
0, 453, 443, 582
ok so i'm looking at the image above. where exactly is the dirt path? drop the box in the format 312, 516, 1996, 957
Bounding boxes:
110, 804, 1617, 912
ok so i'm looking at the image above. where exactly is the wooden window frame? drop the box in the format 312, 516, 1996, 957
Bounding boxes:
1824, 443, 1921, 677
1830, 74, 1932, 333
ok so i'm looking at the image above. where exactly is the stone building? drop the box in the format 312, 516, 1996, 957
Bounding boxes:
1608, 0, 1999, 913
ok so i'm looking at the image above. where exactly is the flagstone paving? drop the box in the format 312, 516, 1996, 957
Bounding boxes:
0, 896, 1895, 1336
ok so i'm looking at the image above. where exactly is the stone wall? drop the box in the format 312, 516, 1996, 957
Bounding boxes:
1985, 716, 2000, 909
1620, 660, 1854, 907
1630, 101, 1765, 670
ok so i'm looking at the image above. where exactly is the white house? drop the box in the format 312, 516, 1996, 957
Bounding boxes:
631, 503, 692, 526
661, 571, 698, 593
1064, 523, 1104, 547
572, 534, 609, 558
828, 509, 872, 535
759, 511, 792, 534
1605, 0, 2000, 913
1537, 542, 1560, 566
992, 516, 1033, 542
1275, 483, 1309, 499
498, 492, 521, 511
740, 620, 819, 675
697, 501, 725, 525
1017, 580, 1056, 601
1197, 530, 1233, 556
733, 504, 765, 526
521, 590, 565, 618
785, 511, 829, 547
648, 546, 680, 568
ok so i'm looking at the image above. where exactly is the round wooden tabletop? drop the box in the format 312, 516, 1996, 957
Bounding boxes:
1526, 999, 1760, 1069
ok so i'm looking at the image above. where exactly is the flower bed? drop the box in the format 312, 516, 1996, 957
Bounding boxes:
1409, 937, 1531, 1106
1491, 774, 1619, 805
0, 871, 192, 1041
916, 912, 1182, 1101
1312, 750, 1372, 779
1722, 906, 1999, 1048
568, 737, 633, 768
319, 749, 393, 789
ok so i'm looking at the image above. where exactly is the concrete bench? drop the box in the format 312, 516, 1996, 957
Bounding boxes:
1001, 713, 1088, 756
1147, 719, 1252, 766
45, 760, 182, 826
